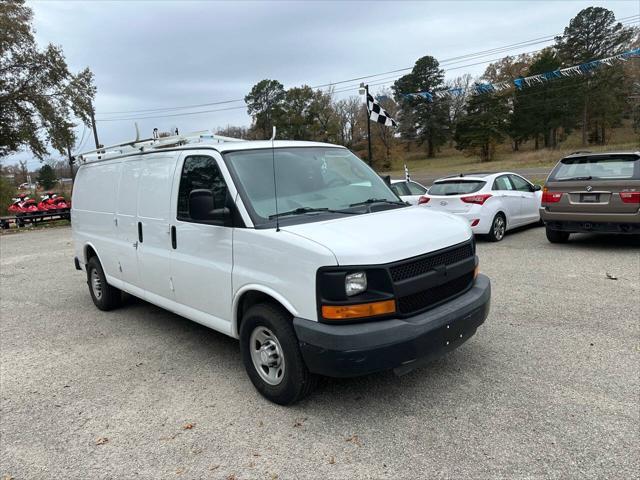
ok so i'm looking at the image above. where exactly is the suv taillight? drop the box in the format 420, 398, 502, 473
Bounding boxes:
542, 188, 562, 203
620, 192, 640, 204
418, 196, 430, 204
461, 194, 492, 205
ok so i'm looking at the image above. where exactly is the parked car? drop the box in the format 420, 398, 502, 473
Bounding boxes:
541, 151, 640, 243
418, 172, 542, 241
390, 179, 429, 204
72, 134, 491, 405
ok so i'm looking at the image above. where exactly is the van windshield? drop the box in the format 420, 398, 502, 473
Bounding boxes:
224, 147, 402, 226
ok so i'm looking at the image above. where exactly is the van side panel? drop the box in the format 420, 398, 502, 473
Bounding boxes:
72, 161, 121, 277
136, 153, 177, 300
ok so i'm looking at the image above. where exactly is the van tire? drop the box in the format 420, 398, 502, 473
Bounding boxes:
546, 227, 570, 243
87, 256, 122, 311
239, 303, 317, 405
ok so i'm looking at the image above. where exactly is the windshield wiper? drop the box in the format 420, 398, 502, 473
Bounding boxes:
268, 207, 358, 220
558, 176, 593, 181
349, 198, 406, 207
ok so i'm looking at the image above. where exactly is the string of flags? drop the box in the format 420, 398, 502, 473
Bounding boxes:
403, 48, 640, 102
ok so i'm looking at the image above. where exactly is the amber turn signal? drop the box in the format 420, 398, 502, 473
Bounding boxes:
322, 299, 396, 320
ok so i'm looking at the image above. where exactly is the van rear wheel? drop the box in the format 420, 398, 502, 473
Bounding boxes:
87, 256, 122, 311
239, 303, 317, 405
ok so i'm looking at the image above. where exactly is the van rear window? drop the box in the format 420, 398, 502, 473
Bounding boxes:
550, 155, 640, 181
429, 180, 485, 195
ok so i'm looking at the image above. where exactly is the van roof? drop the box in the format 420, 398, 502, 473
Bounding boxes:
76, 139, 346, 165
212, 140, 345, 153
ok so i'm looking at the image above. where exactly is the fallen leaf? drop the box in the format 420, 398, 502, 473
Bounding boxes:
176, 467, 185, 475
2, 475, 15, 480
209, 465, 220, 471
606, 272, 618, 280
293, 417, 307, 428
328, 456, 336, 465
270, 474, 279, 480
183, 422, 195, 430
252, 453, 261, 457
345, 434, 362, 447
95, 437, 108, 445
226, 475, 237, 480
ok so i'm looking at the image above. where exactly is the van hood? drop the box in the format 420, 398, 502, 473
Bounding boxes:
281, 206, 472, 265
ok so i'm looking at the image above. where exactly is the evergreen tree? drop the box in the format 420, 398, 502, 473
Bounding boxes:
554, 7, 635, 145
244, 79, 286, 139
393, 56, 449, 158
454, 92, 509, 162
37, 164, 57, 190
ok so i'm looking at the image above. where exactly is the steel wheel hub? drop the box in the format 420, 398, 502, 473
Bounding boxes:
91, 270, 103, 300
249, 327, 285, 386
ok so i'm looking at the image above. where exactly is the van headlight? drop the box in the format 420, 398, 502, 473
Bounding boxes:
345, 271, 367, 296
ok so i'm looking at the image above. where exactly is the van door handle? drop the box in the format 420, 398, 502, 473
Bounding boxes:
171, 225, 177, 249
137, 222, 143, 243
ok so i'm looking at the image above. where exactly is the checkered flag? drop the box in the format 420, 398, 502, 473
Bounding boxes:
367, 93, 397, 127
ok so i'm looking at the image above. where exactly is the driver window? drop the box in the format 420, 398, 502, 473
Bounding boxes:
177, 155, 227, 222
509, 175, 533, 192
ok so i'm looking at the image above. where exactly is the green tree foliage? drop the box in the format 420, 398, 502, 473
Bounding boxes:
244, 79, 286, 139
281, 85, 315, 140
393, 56, 449, 157
554, 7, 636, 145
454, 92, 509, 162
37, 164, 56, 189
0, 0, 96, 159
510, 49, 579, 149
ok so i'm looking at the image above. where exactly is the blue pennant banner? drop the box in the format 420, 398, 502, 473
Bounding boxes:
402, 48, 639, 101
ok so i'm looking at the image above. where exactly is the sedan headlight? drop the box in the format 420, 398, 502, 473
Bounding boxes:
345, 271, 367, 296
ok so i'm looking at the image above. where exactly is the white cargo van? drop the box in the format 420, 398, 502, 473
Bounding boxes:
72, 132, 491, 404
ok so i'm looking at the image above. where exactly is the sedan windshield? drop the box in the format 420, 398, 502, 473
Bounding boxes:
224, 147, 402, 225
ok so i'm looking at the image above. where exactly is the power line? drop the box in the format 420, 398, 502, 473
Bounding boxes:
96, 16, 639, 122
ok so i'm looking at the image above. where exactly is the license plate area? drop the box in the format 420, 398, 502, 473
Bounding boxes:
581, 193, 599, 203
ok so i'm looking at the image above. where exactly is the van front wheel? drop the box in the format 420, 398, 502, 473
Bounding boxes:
239, 304, 317, 405
87, 256, 122, 311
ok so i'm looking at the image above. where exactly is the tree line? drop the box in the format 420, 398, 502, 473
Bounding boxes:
233, 7, 638, 165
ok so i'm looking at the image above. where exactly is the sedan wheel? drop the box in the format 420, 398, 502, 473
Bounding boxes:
488, 214, 506, 242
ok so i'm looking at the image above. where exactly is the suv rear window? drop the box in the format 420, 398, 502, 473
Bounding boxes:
429, 180, 485, 195
550, 155, 640, 181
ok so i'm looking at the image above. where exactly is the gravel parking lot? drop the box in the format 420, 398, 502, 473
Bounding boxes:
1, 226, 638, 479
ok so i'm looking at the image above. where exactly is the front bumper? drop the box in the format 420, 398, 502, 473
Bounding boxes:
293, 274, 491, 378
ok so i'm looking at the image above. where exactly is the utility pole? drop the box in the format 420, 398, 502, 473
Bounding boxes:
89, 100, 100, 149
360, 83, 373, 166
66, 143, 75, 180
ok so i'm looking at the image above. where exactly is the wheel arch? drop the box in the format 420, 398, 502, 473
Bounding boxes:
83, 242, 103, 267
232, 285, 298, 339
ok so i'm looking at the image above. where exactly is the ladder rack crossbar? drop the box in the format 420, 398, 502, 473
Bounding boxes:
75, 130, 248, 164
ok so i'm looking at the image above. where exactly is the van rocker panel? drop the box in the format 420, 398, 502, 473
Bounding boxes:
293, 274, 490, 378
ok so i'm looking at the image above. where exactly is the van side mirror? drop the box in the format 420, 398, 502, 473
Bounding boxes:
533, 184, 542, 191
189, 189, 229, 225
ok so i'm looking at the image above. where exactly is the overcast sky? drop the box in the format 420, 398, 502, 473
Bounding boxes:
8, 0, 639, 168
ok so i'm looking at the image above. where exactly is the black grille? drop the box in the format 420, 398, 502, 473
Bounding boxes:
397, 272, 475, 315
389, 243, 474, 282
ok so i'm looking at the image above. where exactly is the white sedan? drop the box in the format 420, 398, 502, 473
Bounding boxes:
390, 179, 429, 205
418, 172, 543, 241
